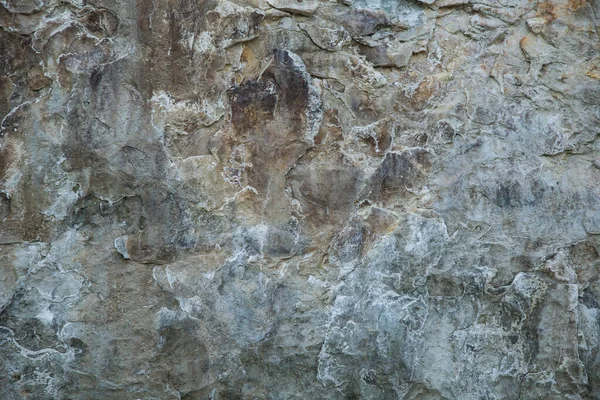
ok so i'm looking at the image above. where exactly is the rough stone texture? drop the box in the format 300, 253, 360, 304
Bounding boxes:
1, 0, 600, 398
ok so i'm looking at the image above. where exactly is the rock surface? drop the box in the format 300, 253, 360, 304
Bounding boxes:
1, 0, 600, 398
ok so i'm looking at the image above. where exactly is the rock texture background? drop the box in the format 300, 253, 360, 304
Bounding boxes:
1, 0, 600, 398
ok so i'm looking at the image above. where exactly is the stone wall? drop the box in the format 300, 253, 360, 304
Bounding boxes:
1, 0, 600, 398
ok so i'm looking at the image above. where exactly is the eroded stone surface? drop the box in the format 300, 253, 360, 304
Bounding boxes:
1, 0, 600, 398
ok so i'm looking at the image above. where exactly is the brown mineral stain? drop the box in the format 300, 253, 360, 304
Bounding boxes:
587, 67, 600, 80
567, 0, 586, 10
410, 76, 442, 110
0, 140, 15, 179
519, 34, 541, 59
314, 109, 343, 145
519, 35, 530, 50
537, 1, 557, 22
240, 46, 257, 65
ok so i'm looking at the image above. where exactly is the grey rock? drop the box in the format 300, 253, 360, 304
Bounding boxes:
1, 0, 600, 398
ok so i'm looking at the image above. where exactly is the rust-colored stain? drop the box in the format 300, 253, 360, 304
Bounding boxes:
411, 76, 442, 109
536, 1, 557, 22
587, 66, 600, 80
519, 34, 534, 56
567, 0, 586, 10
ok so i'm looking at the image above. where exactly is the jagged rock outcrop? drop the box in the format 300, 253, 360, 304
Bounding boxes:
1, 0, 600, 398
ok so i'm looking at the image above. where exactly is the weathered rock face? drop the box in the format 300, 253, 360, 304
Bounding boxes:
1, 0, 600, 397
